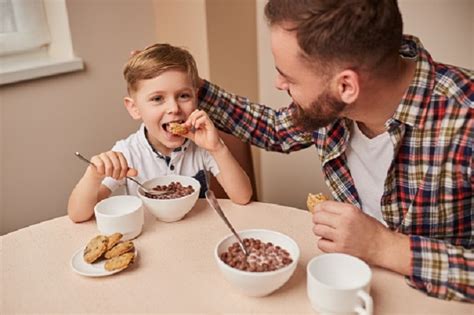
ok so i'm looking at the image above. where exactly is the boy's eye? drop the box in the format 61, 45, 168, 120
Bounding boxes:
179, 93, 191, 100
151, 95, 164, 103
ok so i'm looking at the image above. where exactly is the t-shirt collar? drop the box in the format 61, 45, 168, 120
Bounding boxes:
138, 123, 190, 161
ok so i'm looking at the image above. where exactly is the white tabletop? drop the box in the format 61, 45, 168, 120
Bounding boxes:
1, 199, 472, 314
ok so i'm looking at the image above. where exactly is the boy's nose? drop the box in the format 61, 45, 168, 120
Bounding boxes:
167, 99, 180, 114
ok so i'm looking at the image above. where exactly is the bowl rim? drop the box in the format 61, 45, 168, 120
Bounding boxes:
214, 228, 300, 277
136, 175, 201, 201
94, 195, 143, 217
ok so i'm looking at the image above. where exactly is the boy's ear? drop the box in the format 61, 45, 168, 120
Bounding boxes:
124, 97, 141, 120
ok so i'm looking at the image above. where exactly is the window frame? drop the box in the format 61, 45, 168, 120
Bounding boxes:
0, 0, 84, 85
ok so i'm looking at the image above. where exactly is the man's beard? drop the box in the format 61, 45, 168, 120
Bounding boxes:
292, 90, 347, 131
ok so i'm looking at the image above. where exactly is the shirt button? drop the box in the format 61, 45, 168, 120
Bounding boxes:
170, 165, 175, 171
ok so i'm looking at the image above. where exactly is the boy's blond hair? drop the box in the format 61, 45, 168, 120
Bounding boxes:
124, 43, 200, 93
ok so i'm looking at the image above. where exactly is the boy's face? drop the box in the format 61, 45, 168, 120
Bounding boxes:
124, 69, 197, 155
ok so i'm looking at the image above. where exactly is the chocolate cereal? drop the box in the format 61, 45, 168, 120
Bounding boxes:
144, 181, 195, 199
220, 238, 293, 272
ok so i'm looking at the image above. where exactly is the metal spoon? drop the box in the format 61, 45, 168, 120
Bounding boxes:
74, 152, 165, 196
205, 189, 249, 256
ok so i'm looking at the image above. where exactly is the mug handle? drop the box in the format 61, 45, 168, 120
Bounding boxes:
354, 289, 373, 315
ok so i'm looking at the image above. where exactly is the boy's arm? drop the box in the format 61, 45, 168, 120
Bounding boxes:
67, 151, 137, 223
183, 110, 252, 204
67, 167, 112, 223
210, 141, 253, 205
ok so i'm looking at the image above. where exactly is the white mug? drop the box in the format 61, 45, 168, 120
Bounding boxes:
94, 195, 144, 240
307, 253, 373, 315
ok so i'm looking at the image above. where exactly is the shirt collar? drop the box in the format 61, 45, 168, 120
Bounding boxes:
138, 123, 190, 160
389, 35, 436, 129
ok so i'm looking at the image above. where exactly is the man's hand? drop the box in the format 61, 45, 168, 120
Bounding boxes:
312, 201, 411, 275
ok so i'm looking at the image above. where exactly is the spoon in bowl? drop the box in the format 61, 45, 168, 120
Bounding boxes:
74, 152, 165, 197
205, 189, 249, 256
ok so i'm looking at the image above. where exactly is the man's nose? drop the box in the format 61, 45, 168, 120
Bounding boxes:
275, 74, 289, 91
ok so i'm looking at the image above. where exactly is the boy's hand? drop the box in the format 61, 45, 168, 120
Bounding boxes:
87, 151, 138, 180
183, 110, 224, 153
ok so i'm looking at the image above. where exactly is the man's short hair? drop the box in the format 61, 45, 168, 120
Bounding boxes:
124, 43, 200, 93
264, 0, 403, 74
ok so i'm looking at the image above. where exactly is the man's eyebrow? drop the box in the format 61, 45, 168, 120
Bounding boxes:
276, 67, 292, 80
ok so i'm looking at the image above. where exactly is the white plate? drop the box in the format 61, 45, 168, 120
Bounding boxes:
70, 246, 138, 277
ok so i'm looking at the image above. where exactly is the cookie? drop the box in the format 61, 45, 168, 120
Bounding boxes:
169, 122, 189, 135
104, 252, 135, 271
83, 235, 108, 263
104, 241, 134, 259
107, 233, 123, 250
307, 193, 328, 214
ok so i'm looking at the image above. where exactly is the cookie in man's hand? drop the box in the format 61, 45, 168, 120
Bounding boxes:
306, 193, 328, 214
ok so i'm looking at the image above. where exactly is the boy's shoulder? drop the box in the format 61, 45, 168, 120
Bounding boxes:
111, 125, 147, 154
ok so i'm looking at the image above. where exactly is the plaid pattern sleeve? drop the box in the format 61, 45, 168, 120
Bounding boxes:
197, 81, 314, 153
410, 236, 474, 301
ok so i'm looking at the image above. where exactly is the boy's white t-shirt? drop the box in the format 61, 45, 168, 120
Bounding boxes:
102, 124, 220, 197
345, 121, 394, 225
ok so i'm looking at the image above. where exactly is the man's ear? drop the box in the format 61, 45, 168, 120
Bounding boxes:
124, 97, 141, 120
335, 70, 359, 104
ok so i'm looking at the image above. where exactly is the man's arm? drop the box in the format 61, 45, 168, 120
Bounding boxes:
198, 80, 314, 153
312, 201, 474, 302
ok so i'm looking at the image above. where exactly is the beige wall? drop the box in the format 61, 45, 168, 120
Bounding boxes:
152, 0, 210, 79
0, 0, 157, 234
399, 0, 473, 69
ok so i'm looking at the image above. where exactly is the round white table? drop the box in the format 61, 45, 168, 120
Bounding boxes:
1, 199, 472, 314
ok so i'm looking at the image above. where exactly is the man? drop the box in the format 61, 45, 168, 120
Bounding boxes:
197, 0, 473, 302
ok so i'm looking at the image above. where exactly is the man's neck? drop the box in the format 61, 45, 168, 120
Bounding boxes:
349, 57, 416, 138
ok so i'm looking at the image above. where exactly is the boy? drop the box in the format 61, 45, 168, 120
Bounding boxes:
68, 43, 253, 223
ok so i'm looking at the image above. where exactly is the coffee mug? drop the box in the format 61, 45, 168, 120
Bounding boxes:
307, 253, 373, 315
94, 195, 144, 240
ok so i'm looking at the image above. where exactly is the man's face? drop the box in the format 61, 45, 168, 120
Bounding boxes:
270, 23, 347, 130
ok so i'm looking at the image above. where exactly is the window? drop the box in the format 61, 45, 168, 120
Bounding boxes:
0, 0, 83, 85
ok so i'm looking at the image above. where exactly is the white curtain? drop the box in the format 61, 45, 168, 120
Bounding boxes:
0, 0, 51, 56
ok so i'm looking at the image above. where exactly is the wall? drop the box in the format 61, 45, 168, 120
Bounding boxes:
152, 0, 210, 79
399, 0, 473, 69
0, 0, 157, 235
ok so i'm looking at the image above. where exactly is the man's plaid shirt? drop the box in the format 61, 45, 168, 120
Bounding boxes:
198, 36, 473, 302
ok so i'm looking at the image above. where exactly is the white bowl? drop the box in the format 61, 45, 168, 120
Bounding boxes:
94, 195, 144, 240
137, 175, 200, 222
215, 229, 300, 297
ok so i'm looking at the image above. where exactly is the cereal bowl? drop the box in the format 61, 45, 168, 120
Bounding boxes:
215, 229, 300, 297
137, 175, 200, 222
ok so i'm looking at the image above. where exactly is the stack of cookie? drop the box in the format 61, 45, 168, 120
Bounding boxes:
83, 233, 135, 272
